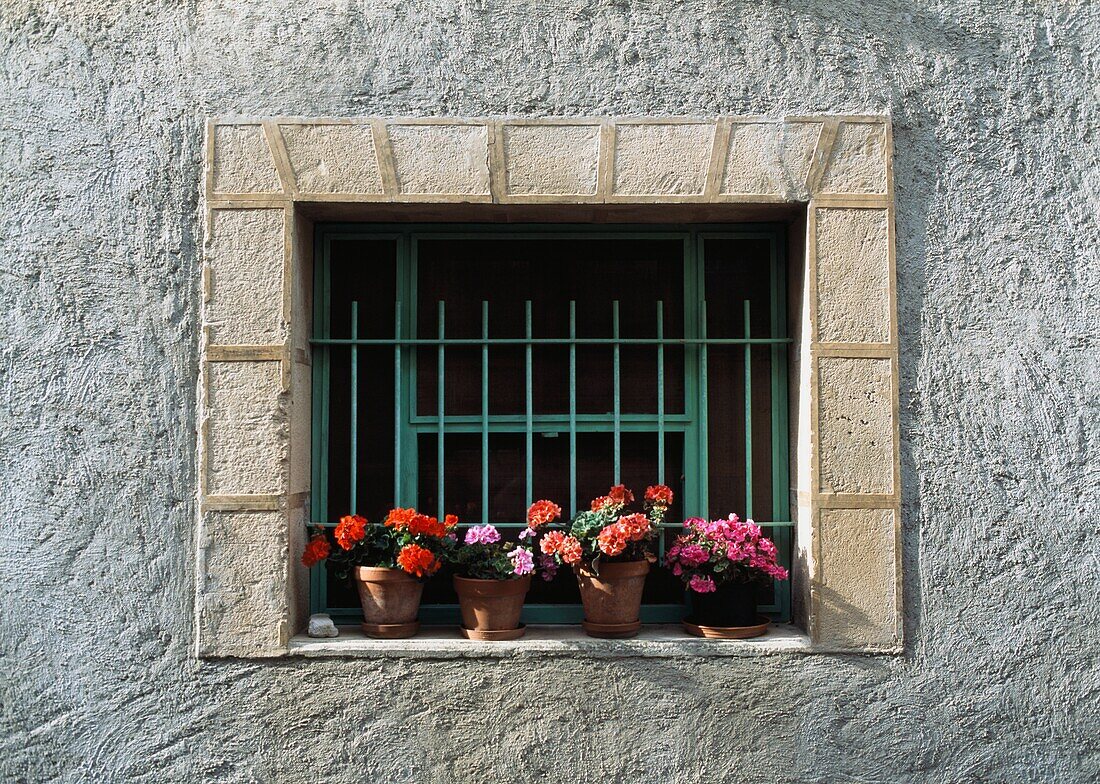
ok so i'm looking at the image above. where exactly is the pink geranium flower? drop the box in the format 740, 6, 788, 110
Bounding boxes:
664, 513, 788, 593
508, 547, 535, 576
464, 524, 501, 545
689, 574, 716, 593
678, 544, 709, 567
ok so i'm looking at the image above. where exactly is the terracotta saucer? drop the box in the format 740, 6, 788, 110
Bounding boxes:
459, 623, 526, 641
361, 621, 420, 639
581, 619, 642, 638
682, 615, 771, 639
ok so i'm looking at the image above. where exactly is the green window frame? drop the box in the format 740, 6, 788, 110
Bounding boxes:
310, 223, 792, 624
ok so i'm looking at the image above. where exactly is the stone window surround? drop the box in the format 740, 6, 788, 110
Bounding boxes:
197, 115, 901, 658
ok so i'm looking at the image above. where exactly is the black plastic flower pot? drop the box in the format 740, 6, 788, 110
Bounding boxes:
688, 580, 758, 627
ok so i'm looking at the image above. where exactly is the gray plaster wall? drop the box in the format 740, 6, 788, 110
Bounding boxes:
2, 1, 1098, 782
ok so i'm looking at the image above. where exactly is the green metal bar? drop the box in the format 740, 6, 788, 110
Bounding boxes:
393, 303, 401, 505
744, 299, 753, 519
525, 300, 533, 509
656, 299, 666, 563
412, 412, 691, 425
401, 235, 418, 512
317, 237, 333, 614
312, 337, 790, 346
407, 228, 695, 240
349, 301, 359, 514
770, 234, 792, 622
613, 300, 620, 485
482, 301, 489, 524
682, 235, 701, 520
312, 519, 795, 529
321, 603, 694, 626
437, 301, 445, 520
407, 418, 691, 433
309, 232, 330, 615
699, 299, 709, 518
656, 300, 665, 485
569, 300, 577, 515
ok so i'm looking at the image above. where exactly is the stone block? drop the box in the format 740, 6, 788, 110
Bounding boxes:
206, 209, 286, 346
289, 205, 313, 355
197, 509, 288, 656
503, 124, 600, 195
721, 121, 820, 198
817, 357, 894, 495
818, 121, 888, 194
613, 123, 713, 195
815, 507, 897, 648
814, 207, 892, 343
288, 501, 310, 635
212, 124, 282, 194
280, 123, 383, 194
388, 124, 490, 195
781, 121, 825, 198
206, 361, 286, 496
792, 498, 815, 627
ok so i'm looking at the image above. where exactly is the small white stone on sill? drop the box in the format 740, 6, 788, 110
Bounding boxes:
307, 613, 339, 638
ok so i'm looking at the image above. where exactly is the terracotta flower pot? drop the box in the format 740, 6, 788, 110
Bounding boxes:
575, 559, 650, 638
354, 566, 423, 638
453, 575, 531, 640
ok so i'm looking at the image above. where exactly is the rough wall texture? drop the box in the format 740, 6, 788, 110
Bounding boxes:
1, 2, 1097, 782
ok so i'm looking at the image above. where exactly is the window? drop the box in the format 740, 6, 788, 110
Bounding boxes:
310, 224, 792, 624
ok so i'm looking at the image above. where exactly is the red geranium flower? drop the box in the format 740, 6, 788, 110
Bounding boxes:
526, 499, 562, 530
645, 484, 674, 507
384, 508, 417, 530
385, 508, 453, 538
407, 513, 449, 538
334, 514, 368, 551
559, 536, 583, 565
590, 495, 613, 512
618, 513, 651, 541
540, 530, 567, 555
301, 533, 331, 567
608, 485, 634, 505
397, 543, 440, 577
597, 524, 628, 556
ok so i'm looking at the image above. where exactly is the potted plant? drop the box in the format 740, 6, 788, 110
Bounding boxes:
449, 523, 540, 640
301, 507, 456, 638
665, 514, 789, 639
532, 485, 672, 638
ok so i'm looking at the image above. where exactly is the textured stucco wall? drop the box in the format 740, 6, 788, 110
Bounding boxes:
1, 2, 1098, 782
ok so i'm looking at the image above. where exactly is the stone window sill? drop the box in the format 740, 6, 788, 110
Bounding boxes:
287, 623, 815, 659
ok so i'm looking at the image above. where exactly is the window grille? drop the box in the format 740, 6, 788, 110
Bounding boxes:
310, 225, 792, 624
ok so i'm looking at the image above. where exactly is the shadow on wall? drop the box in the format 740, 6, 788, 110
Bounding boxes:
889, 111, 939, 655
